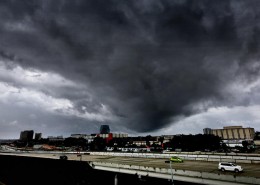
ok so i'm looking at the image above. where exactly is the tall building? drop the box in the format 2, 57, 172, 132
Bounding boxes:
35, 133, 42, 140
100, 125, 110, 134
209, 126, 255, 140
20, 130, 34, 141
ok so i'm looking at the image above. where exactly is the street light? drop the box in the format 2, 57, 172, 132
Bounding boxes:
165, 160, 174, 185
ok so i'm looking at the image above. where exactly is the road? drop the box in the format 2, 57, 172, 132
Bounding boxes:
1, 152, 260, 178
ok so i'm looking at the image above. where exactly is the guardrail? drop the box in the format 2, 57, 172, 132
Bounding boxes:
90, 162, 260, 185
89, 152, 260, 164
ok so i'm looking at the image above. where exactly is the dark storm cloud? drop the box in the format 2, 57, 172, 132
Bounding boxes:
0, 0, 260, 132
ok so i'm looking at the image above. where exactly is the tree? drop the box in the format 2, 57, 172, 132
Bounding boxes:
255, 132, 260, 140
90, 136, 106, 151
169, 134, 221, 152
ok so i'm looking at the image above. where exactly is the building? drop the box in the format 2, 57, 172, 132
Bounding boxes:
85, 135, 95, 143
203, 128, 213, 135
34, 133, 42, 140
98, 133, 128, 139
131, 136, 158, 147
210, 126, 255, 140
70, 134, 87, 139
100, 125, 110, 134
48, 136, 64, 142
70, 134, 95, 143
161, 135, 175, 143
20, 130, 34, 141
98, 133, 128, 142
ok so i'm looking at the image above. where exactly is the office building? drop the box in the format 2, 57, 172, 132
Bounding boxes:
35, 133, 42, 140
20, 130, 34, 141
100, 125, 110, 134
209, 126, 255, 140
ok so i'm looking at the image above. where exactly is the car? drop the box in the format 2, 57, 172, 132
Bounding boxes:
218, 162, 243, 172
133, 148, 140, 152
170, 156, 183, 163
59, 155, 68, 160
163, 148, 172, 153
106, 147, 114, 152
121, 148, 129, 152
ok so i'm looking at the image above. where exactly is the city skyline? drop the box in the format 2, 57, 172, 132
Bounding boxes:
1, 1, 260, 139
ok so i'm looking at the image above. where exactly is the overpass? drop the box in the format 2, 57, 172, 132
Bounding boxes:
0, 151, 260, 185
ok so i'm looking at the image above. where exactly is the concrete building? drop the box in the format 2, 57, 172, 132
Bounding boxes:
20, 130, 34, 141
210, 126, 255, 140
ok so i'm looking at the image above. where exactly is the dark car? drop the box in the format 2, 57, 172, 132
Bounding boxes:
60, 155, 68, 160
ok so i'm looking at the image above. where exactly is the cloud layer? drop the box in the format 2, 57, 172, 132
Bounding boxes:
1, 1, 260, 137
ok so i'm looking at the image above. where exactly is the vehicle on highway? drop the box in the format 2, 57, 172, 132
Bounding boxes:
170, 156, 183, 163
106, 147, 114, 152
162, 148, 173, 153
121, 148, 129, 152
59, 155, 68, 160
218, 162, 243, 172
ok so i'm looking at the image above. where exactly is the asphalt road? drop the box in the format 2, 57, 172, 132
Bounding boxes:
1, 152, 260, 178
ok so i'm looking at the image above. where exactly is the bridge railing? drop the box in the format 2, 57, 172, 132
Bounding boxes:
89, 161, 260, 185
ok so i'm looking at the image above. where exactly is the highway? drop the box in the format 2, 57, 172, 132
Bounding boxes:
70, 155, 260, 178
1, 152, 260, 179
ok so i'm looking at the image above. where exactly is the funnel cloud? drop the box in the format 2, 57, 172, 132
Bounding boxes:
0, 0, 260, 138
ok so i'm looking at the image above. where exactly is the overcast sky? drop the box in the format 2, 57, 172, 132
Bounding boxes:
0, 0, 260, 139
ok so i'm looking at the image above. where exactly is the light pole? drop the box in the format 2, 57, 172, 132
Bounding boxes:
170, 161, 174, 185
165, 160, 174, 185
114, 174, 118, 185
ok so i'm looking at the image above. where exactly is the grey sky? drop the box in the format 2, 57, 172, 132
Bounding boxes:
0, 0, 260, 138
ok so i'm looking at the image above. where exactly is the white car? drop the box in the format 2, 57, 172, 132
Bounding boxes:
121, 148, 129, 152
218, 162, 243, 172
163, 148, 172, 153
133, 148, 140, 152
106, 147, 114, 152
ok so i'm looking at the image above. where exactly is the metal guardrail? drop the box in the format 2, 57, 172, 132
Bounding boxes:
89, 152, 260, 164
